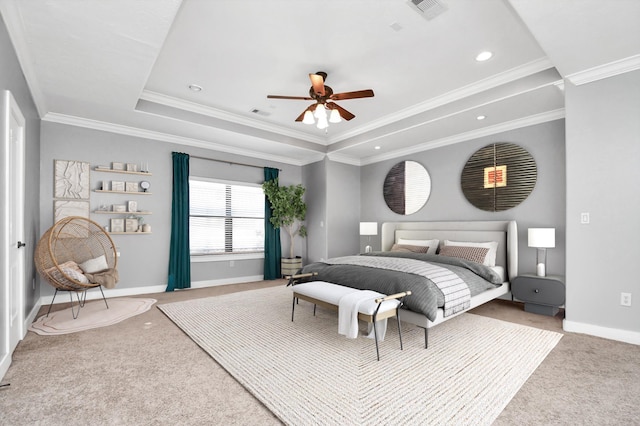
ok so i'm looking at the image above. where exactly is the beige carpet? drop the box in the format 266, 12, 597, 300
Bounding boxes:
29, 297, 157, 335
159, 286, 562, 426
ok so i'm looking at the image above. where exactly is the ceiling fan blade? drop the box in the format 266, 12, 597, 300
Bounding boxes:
268, 95, 314, 100
327, 102, 355, 121
330, 89, 375, 101
309, 73, 326, 97
295, 104, 317, 122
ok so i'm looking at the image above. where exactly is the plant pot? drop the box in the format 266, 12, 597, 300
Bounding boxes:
281, 257, 302, 277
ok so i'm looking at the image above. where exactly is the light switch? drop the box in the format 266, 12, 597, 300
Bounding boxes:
580, 212, 590, 224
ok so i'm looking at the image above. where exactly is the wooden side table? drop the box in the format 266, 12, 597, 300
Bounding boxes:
512, 274, 565, 316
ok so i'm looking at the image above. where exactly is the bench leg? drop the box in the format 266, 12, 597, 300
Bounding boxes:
396, 308, 403, 351
291, 296, 296, 322
423, 327, 429, 349
373, 320, 380, 361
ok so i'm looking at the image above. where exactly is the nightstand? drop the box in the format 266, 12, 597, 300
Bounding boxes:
511, 274, 565, 316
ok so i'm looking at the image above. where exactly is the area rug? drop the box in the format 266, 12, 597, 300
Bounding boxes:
158, 286, 562, 426
29, 297, 156, 335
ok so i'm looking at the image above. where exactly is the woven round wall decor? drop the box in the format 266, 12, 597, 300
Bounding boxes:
461, 142, 536, 212
383, 160, 431, 215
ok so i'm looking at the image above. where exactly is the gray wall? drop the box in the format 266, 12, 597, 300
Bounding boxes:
302, 158, 361, 263
302, 159, 328, 262
361, 120, 567, 278
0, 14, 41, 316
39, 121, 303, 297
326, 160, 360, 259
565, 70, 640, 334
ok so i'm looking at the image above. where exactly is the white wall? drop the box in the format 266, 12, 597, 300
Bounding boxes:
564, 70, 640, 343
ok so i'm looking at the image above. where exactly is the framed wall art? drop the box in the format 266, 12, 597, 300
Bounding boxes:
54, 160, 90, 199
111, 181, 125, 192
54, 200, 89, 223
125, 182, 138, 192
125, 218, 139, 233
110, 218, 125, 233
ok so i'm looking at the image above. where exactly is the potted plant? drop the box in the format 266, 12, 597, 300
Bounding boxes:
262, 179, 307, 275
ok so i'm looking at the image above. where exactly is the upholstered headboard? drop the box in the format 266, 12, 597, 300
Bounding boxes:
381, 220, 518, 282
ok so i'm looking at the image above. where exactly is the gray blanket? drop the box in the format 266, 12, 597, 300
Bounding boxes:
299, 252, 502, 321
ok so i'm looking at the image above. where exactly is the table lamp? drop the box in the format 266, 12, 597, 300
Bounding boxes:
359, 222, 378, 253
528, 228, 555, 277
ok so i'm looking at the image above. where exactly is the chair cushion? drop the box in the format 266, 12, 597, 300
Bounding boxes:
293, 282, 359, 305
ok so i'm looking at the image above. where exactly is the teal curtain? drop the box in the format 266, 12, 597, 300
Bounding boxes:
264, 167, 281, 279
167, 152, 191, 291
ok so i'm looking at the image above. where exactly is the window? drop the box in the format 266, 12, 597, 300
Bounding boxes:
189, 178, 264, 256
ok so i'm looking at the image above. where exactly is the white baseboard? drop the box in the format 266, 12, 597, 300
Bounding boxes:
563, 319, 640, 345
23, 300, 41, 332
191, 275, 264, 289
39, 275, 266, 305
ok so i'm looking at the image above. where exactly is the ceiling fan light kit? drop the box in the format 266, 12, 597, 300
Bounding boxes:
302, 110, 315, 125
267, 71, 374, 130
329, 108, 341, 124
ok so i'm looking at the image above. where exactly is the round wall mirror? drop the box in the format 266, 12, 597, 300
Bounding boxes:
383, 161, 431, 215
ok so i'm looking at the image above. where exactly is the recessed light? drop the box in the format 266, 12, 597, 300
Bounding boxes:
188, 84, 202, 92
374, 146, 381, 150
475, 51, 493, 62
476, 115, 486, 120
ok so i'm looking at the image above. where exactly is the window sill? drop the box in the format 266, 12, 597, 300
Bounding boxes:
190, 253, 264, 263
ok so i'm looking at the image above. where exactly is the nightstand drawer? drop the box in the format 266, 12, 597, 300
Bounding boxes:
512, 275, 565, 306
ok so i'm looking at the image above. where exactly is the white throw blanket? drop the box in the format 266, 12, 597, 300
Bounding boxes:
338, 290, 388, 341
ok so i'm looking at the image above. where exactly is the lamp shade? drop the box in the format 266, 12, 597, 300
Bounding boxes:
302, 110, 315, 124
528, 228, 555, 248
329, 108, 342, 123
359, 222, 378, 236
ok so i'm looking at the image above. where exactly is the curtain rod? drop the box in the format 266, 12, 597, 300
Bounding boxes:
189, 155, 282, 171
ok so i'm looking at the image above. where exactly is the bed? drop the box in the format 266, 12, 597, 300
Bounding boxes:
297, 220, 518, 346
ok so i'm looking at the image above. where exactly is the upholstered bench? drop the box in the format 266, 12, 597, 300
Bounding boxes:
290, 280, 411, 361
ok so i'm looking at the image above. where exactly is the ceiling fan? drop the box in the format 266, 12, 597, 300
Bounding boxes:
267, 71, 374, 129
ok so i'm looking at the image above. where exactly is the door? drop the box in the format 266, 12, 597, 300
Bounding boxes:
1, 90, 26, 380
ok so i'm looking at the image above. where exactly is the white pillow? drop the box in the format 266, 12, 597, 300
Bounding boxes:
443, 240, 498, 266
79, 255, 109, 273
397, 238, 439, 254
62, 267, 89, 284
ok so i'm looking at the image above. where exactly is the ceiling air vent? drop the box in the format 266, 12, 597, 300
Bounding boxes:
250, 108, 270, 117
408, 0, 447, 20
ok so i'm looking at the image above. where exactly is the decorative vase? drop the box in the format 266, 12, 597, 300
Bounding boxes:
142, 224, 151, 233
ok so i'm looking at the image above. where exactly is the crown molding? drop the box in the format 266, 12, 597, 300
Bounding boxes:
42, 112, 309, 166
566, 54, 640, 86
0, 0, 48, 117
359, 109, 565, 166
329, 74, 563, 158
139, 90, 328, 146
331, 57, 555, 144
325, 152, 362, 166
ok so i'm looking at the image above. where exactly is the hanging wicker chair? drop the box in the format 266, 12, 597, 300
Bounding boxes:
35, 216, 118, 318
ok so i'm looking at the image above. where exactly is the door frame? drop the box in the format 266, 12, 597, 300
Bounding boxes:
1, 90, 26, 380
